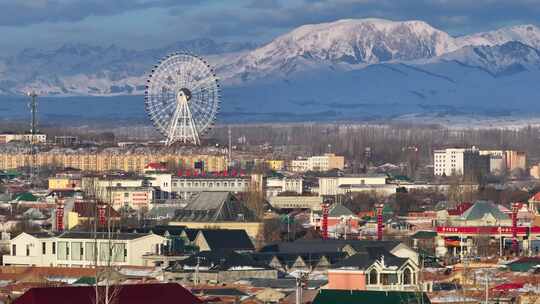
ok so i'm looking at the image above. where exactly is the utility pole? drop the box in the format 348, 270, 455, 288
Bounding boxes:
194, 256, 201, 285
484, 271, 489, 304
295, 271, 309, 304
228, 126, 232, 168
27, 91, 38, 182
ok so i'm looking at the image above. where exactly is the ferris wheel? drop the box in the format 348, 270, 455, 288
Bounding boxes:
144, 53, 220, 145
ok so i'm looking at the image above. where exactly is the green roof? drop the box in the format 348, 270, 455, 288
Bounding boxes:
412, 230, 437, 239
461, 200, 509, 221
507, 258, 540, 272
15, 192, 38, 202
329, 204, 356, 217
313, 289, 431, 304
72, 276, 96, 285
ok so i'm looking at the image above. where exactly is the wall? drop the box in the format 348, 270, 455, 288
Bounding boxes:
169, 222, 263, 239
327, 270, 366, 290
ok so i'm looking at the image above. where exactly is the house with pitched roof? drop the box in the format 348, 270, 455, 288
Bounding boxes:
310, 204, 360, 238
312, 289, 430, 304
327, 246, 420, 291
165, 250, 278, 283
194, 229, 255, 252
3, 231, 166, 267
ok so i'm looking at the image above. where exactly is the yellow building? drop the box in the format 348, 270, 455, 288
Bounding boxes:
265, 160, 285, 171
0, 153, 227, 173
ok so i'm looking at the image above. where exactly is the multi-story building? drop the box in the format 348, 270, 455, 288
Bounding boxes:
171, 175, 251, 200
48, 173, 82, 190
434, 148, 526, 176
265, 176, 303, 197
109, 186, 155, 210
265, 160, 285, 171
0, 153, 227, 173
3, 231, 166, 267
54, 136, 79, 146
289, 153, 345, 172
318, 174, 387, 196
0, 133, 46, 144
268, 195, 323, 210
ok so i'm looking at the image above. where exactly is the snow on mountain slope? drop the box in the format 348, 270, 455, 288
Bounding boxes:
440, 41, 540, 76
219, 18, 458, 84
456, 24, 540, 49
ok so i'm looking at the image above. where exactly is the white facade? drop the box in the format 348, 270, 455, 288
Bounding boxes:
290, 154, 345, 172
3, 232, 166, 267
146, 172, 172, 199
265, 177, 303, 197
268, 196, 323, 210
433, 148, 468, 176
171, 176, 250, 200
318, 175, 387, 196
0, 134, 47, 144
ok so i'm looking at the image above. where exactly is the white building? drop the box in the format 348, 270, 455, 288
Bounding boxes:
290, 153, 345, 172
171, 175, 251, 200
265, 176, 303, 197
433, 148, 470, 176
268, 196, 323, 210
0, 133, 47, 144
3, 231, 166, 267
318, 174, 387, 196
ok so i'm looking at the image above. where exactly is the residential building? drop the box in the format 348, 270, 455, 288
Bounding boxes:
109, 186, 155, 210
530, 164, 540, 179
290, 153, 344, 172
268, 195, 323, 210
48, 173, 82, 190
193, 229, 255, 252
311, 204, 360, 237
0, 153, 227, 173
327, 247, 420, 291
434, 148, 526, 176
265, 176, 303, 197
165, 251, 277, 283
3, 231, 166, 267
318, 174, 387, 196
0, 133, 46, 144
54, 136, 79, 146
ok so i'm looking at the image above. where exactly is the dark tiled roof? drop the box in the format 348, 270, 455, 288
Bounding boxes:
411, 230, 437, 239
248, 278, 327, 289
312, 290, 431, 304
174, 192, 256, 222
200, 229, 255, 251
333, 246, 408, 270
58, 231, 152, 240
73, 202, 120, 218
168, 251, 269, 272
12, 283, 202, 304
259, 239, 402, 254
123, 225, 187, 236
191, 288, 247, 297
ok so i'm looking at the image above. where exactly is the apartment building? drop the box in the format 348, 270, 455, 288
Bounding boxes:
290, 153, 344, 172
0, 153, 227, 173
109, 186, 155, 210
3, 232, 166, 267
434, 148, 526, 176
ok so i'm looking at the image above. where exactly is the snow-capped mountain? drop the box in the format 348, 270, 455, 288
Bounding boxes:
1, 18, 540, 100
441, 41, 540, 76
457, 24, 540, 49
219, 18, 459, 83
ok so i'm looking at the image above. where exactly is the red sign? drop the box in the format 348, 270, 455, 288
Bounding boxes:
437, 226, 528, 236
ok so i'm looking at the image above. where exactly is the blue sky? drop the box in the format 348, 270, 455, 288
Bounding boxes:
1, 0, 539, 55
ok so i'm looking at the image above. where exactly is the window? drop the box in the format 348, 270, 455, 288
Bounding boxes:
99, 243, 109, 262
403, 268, 413, 285
113, 243, 126, 262
42, 242, 46, 255
124, 192, 129, 198
52, 242, 56, 255
26, 245, 30, 256
368, 269, 378, 285
71, 242, 82, 261
12, 244, 16, 256
58, 242, 68, 260
85, 242, 95, 261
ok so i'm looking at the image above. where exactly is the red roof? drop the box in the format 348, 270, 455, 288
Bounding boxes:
145, 162, 167, 170
73, 202, 120, 218
492, 282, 524, 291
530, 192, 540, 202
448, 202, 473, 216
13, 283, 202, 304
